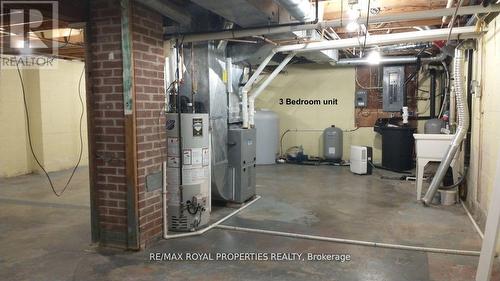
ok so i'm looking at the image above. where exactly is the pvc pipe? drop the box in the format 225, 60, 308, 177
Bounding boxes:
275, 26, 481, 53
178, 5, 500, 43
163, 196, 261, 240
462, 201, 485, 240
422, 46, 471, 205
475, 149, 500, 281
242, 52, 275, 129
243, 52, 275, 92
226, 57, 233, 94
335, 53, 448, 66
252, 52, 294, 98
242, 89, 249, 129
248, 53, 295, 127
336, 56, 418, 66
162, 161, 168, 239
442, 0, 455, 23
216, 225, 481, 256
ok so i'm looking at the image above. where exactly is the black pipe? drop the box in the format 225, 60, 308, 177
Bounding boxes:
439, 70, 446, 115
430, 69, 437, 118
166, 0, 320, 38
465, 49, 473, 166
175, 39, 184, 212
403, 59, 421, 107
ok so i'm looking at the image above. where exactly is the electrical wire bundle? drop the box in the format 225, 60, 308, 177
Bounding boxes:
16, 62, 85, 197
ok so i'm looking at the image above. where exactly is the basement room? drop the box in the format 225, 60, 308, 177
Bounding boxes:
1, 0, 500, 280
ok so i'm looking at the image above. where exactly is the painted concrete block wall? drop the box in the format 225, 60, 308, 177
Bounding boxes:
0, 60, 88, 177
255, 65, 383, 161
0, 69, 30, 177
38, 60, 88, 172
468, 15, 500, 247
255, 64, 432, 163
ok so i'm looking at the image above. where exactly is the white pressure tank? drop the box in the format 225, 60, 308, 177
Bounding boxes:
255, 109, 280, 165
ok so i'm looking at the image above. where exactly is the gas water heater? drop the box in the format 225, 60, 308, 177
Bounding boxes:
165, 113, 210, 232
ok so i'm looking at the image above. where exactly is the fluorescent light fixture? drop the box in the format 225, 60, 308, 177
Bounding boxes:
366, 50, 381, 65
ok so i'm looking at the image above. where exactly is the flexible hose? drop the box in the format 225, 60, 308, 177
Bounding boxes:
422, 46, 470, 205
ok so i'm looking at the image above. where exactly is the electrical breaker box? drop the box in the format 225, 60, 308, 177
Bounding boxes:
383, 66, 405, 112
355, 90, 368, 107
227, 128, 257, 203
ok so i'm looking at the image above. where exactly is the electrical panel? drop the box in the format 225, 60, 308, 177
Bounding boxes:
355, 90, 368, 107
383, 66, 405, 112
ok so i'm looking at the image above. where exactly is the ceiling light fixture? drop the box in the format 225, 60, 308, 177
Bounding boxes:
366, 49, 381, 65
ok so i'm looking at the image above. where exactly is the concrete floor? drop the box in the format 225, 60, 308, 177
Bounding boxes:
0, 164, 498, 281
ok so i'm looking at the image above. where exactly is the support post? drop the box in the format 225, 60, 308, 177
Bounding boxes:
475, 150, 500, 281
121, 0, 140, 250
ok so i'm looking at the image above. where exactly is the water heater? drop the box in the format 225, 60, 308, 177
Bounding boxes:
323, 125, 343, 162
165, 113, 210, 232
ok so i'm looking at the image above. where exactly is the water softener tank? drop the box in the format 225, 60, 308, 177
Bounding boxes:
255, 109, 279, 165
323, 125, 343, 162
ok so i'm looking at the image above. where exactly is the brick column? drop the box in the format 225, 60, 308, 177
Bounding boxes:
87, 0, 165, 249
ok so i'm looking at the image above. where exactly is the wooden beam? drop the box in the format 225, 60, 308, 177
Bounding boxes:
120, 0, 140, 251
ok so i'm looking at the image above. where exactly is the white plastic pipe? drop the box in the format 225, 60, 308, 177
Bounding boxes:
242, 90, 249, 128
442, 0, 455, 24
242, 52, 275, 128
462, 201, 484, 240
226, 57, 233, 94
475, 150, 500, 281
163, 195, 261, 240
275, 26, 480, 53
216, 225, 481, 256
248, 53, 295, 127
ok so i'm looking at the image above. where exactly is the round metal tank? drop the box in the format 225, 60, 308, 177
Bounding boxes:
255, 109, 279, 165
425, 119, 444, 134
323, 125, 343, 161
165, 113, 210, 231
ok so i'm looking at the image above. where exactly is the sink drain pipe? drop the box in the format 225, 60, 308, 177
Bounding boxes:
216, 224, 480, 256
422, 41, 473, 206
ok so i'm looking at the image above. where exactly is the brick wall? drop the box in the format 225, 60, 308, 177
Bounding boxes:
88, 0, 128, 246
132, 3, 166, 248
87, 0, 165, 248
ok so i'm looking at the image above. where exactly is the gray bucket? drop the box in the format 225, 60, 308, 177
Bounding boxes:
438, 188, 458, 205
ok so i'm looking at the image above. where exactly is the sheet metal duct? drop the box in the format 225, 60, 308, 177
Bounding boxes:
191, 0, 337, 63
178, 43, 240, 201
136, 0, 191, 25
190, 0, 280, 27
274, 0, 313, 21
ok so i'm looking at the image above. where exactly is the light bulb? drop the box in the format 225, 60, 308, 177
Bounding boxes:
366, 50, 381, 65
346, 21, 360, 32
